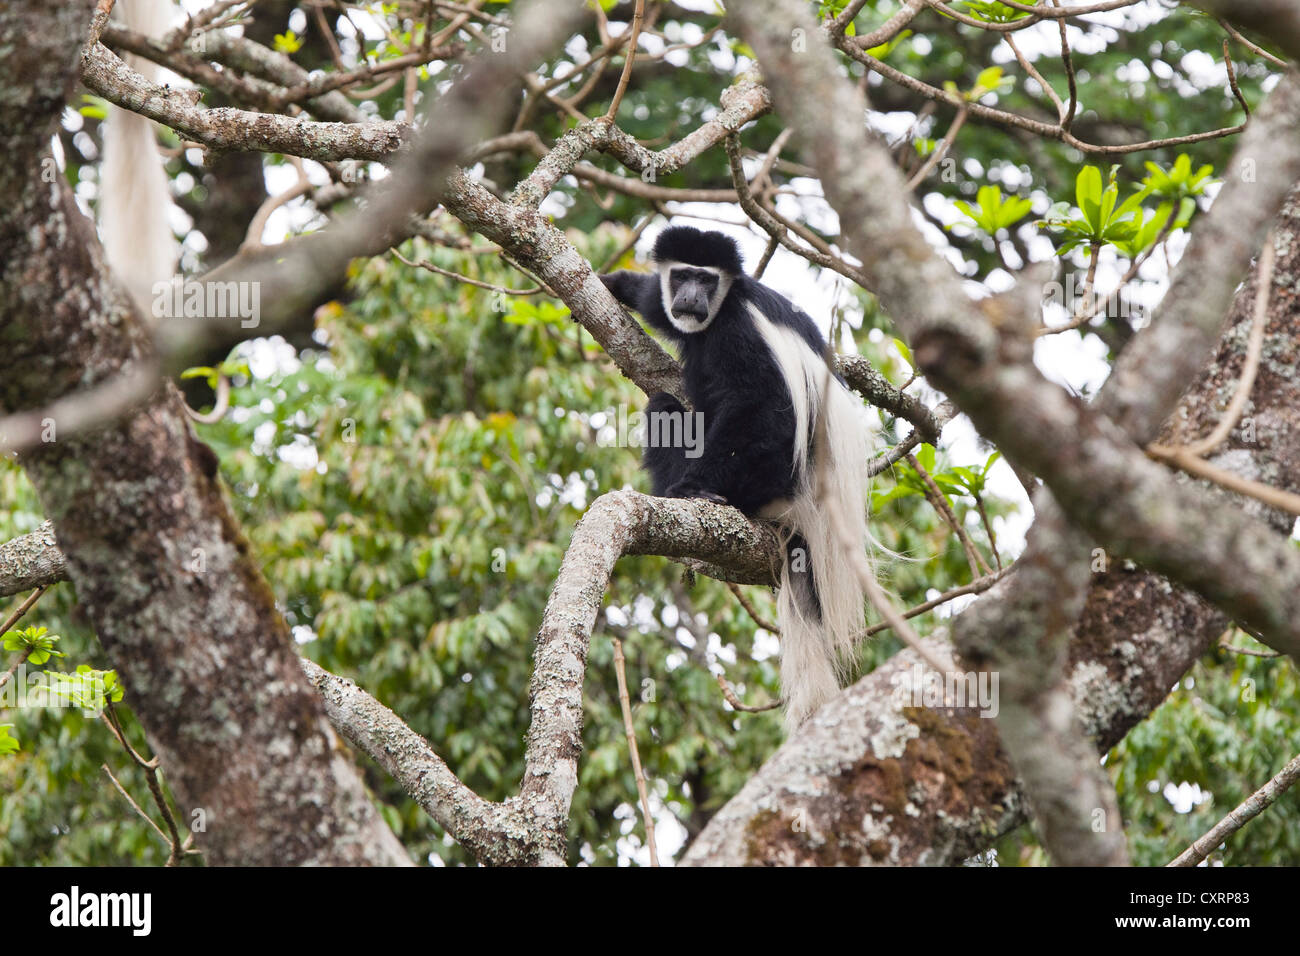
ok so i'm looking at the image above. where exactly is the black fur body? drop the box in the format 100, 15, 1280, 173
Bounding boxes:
600, 229, 827, 515
599, 225, 871, 730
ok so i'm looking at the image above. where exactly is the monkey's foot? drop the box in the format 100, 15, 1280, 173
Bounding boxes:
667, 485, 729, 506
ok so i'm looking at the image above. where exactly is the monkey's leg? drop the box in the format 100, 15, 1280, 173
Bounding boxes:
667, 402, 794, 513
643, 392, 695, 496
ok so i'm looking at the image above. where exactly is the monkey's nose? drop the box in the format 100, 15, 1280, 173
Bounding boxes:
675, 294, 708, 317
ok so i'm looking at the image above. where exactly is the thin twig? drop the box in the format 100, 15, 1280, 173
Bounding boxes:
1004, 32, 1066, 121
1218, 630, 1281, 659
850, 0, 924, 48
604, 0, 645, 122
863, 568, 1010, 637
100, 702, 154, 769
1038, 241, 1101, 335
241, 159, 313, 251
391, 248, 543, 295
868, 431, 925, 478
311, 3, 347, 69
906, 452, 993, 578
752, 127, 794, 192
972, 489, 1002, 571
904, 105, 967, 191
723, 134, 868, 288
1218, 17, 1287, 68
715, 673, 782, 713
1169, 751, 1300, 866
611, 637, 658, 866
597, 212, 655, 273
1144, 236, 1293, 516
0, 585, 48, 638
752, 234, 780, 279
847, 37, 1245, 155
1145, 446, 1300, 518
499, 253, 559, 298
101, 702, 187, 865
185, 373, 231, 424
102, 763, 171, 844
726, 582, 779, 633
1052, 0, 1079, 131
1223, 40, 1251, 119
0, 587, 50, 691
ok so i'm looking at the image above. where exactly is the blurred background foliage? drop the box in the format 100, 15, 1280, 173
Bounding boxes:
2, 0, 1296, 865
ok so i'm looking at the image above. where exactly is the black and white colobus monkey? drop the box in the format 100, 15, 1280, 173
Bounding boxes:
601, 225, 873, 730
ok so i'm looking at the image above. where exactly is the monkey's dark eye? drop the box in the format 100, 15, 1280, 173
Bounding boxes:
669, 268, 718, 297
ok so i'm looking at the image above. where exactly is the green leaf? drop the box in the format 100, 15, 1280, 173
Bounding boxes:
1142, 154, 1217, 201
955, 1, 1035, 23
1076, 166, 1103, 231
916, 443, 936, 474
932, 476, 965, 496
975, 66, 1002, 91
78, 94, 111, 121
865, 29, 911, 59
952, 185, 1032, 234
871, 484, 918, 509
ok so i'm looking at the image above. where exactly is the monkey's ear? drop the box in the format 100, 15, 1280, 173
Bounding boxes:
599, 270, 656, 311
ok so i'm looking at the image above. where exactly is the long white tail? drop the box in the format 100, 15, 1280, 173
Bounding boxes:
100, 0, 177, 317
750, 305, 872, 731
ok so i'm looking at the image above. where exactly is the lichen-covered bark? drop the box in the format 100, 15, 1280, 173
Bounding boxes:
519, 490, 782, 864
681, 572, 1217, 866
440, 83, 773, 403
301, 658, 532, 865
729, 0, 1300, 659
0, 483, 783, 865
1156, 193, 1300, 512
0, 0, 408, 866
0, 523, 67, 599
682, 185, 1300, 866
80, 43, 410, 161
954, 494, 1128, 866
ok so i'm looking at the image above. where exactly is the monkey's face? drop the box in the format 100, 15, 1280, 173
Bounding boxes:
658, 264, 732, 334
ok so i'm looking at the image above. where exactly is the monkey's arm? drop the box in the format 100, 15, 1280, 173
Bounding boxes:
599, 270, 657, 313
642, 392, 712, 500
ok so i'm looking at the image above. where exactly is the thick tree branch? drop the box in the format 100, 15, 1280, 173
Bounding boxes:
729, 1, 1300, 660
80, 44, 410, 161
1, 489, 782, 864
124, 1, 586, 376
0, 523, 67, 599
684, 0, 1300, 866
300, 658, 532, 865
683, 174, 1300, 866
0, 0, 409, 867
